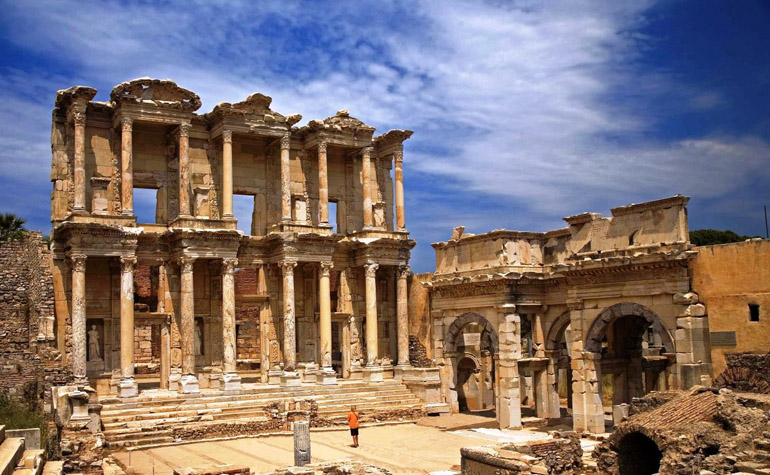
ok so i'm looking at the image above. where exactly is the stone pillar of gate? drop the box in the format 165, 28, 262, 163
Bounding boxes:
496, 304, 522, 429
568, 300, 604, 433
545, 350, 563, 420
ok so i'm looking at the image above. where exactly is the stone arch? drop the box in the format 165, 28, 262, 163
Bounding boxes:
546, 311, 571, 350
585, 303, 675, 354
444, 312, 499, 355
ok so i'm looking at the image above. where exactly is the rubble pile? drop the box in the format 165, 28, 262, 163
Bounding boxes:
460, 432, 583, 474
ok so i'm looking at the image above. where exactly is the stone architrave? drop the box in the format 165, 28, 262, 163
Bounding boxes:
120, 117, 134, 215
222, 130, 234, 218
319, 261, 336, 385
179, 256, 199, 393
361, 147, 373, 228
280, 260, 300, 386
71, 253, 88, 384
363, 261, 383, 382
178, 123, 192, 217
119, 256, 138, 397
222, 257, 240, 390
496, 307, 522, 429
394, 150, 405, 230
396, 264, 411, 368
280, 133, 291, 221
72, 112, 87, 212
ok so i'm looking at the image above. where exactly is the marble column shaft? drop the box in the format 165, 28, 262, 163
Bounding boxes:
180, 256, 196, 376
318, 141, 329, 224
72, 112, 87, 211
178, 124, 192, 217
281, 260, 298, 371
361, 147, 373, 228
120, 256, 136, 379
396, 265, 410, 367
319, 261, 333, 369
222, 130, 233, 218
280, 133, 292, 221
71, 254, 87, 381
364, 261, 379, 366
222, 258, 238, 373
120, 117, 134, 215
394, 151, 405, 230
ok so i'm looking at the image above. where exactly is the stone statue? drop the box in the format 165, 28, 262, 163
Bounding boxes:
194, 323, 203, 356
87, 324, 101, 361
350, 316, 362, 366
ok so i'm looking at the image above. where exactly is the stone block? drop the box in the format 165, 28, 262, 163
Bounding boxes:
180, 374, 200, 394
686, 304, 706, 317
673, 292, 699, 305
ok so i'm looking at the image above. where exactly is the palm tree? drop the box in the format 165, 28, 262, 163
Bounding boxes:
0, 213, 28, 242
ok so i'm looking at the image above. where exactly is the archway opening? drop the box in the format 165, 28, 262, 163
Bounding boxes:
457, 356, 481, 412
617, 431, 662, 475
455, 323, 495, 413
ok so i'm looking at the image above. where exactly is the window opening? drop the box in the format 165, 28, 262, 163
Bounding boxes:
134, 187, 159, 224
749, 304, 760, 322
328, 201, 338, 233
233, 194, 254, 235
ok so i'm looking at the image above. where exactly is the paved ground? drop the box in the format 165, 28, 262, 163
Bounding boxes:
112, 422, 553, 474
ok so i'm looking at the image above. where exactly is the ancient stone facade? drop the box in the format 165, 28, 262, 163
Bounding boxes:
49, 78, 416, 397
423, 196, 713, 433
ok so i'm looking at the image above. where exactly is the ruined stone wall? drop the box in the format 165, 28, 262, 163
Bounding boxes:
690, 239, 770, 377
408, 272, 432, 362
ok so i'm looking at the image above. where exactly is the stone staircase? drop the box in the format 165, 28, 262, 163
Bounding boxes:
735, 431, 770, 474
0, 426, 61, 475
99, 380, 425, 449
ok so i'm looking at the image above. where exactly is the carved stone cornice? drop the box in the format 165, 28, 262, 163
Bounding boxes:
222, 257, 238, 274
364, 261, 379, 278
110, 78, 201, 112
222, 129, 232, 144
320, 261, 334, 277
361, 146, 373, 159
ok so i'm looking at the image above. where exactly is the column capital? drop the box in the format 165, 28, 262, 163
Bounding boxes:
364, 261, 379, 278
361, 146, 373, 158
121, 116, 133, 132
280, 259, 297, 275
179, 123, 192, 137
280, 132, 291, 149
72, 111, 86, 127
71, 253, 87, 272
566, 299, 583, 311
222, 129, 233, 143
393, 150, 403, 163
178, 256, 196, 273
120, 256, 137, 272
222, 257, 238, 274
320, 261, 334, 276
318, 141, 327, 153
398, 264, 411, 279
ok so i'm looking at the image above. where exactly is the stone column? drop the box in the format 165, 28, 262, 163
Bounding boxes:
280, 133, 292, 221
71, 254, 88, 384
319, 261, 336, 384
222, 130, 234, 218
222, 257, 240, 390
72, 112, 87, 212
363, 261, 382, 382
119, 256, 138, 397
497, 306, 522, 429
280, 260, 300, 386
318, 141, 329, 225
361, 147, 373, 228
396, 264, 411, 368
545, 350, 562, 420
394, 150, 405, 231
178, 123, 192, 217
120, 117, 134, 216
179, 256, 199, 393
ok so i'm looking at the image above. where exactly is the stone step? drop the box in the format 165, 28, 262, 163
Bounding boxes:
12, 449, 44, 475
103, 429, 175, 442
0, 438, 25, 475
756, 440, 770, 452
41, 462, 62, 475
108, 436, 175, 449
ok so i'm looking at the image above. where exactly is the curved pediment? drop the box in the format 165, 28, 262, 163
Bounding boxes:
207, 92, 302, 126
302, 109, 375, 134
110, 78, 201, 112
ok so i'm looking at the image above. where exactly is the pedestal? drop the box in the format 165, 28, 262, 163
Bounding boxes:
223, 372, 242, 391
363, 366, 383, 383
281, 371, 302, 387
321, 368, 338, 386
349, 364, 364, 381
180, 374, 200, 394
168, 371, 181, 392
302, 364, 319, 384
268, 369, 283, 385
68, 390, 91, 423
118, 377, 138, 398
394, 364, 412, 381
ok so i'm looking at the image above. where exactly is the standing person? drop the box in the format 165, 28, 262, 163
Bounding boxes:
347, 405, 359, 447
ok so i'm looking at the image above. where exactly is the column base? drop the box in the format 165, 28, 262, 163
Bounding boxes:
393, 364, 412, 381
281, 371, 302, 387
180, 374, 200, 394
68, 389, 91, 424
118, 377, 138, 398
168, 371, 181, 392
223, 372, 241, 391
348, 365, 364, 380
363, 366, 383, 383
268, 369, 283, 385
321, 368, 337, 385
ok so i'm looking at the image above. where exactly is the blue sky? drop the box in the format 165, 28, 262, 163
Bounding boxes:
0, 0, 768, 272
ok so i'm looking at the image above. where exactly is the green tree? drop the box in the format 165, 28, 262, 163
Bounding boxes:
0, 213, 27, 242
690, 229, 759, 246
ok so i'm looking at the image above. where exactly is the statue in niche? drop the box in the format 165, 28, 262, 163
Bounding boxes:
88, 324, 102, 361
194, 321, 203, 356
350, 316, 362, 367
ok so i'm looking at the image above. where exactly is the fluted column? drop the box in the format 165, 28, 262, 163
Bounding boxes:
71, 254, 87, 383
120, 117, 134, 216
280, 260, 299, 377
222, 130, 233, 218
178, 123, 192, 217
319, 261, 336, 384
396, 265, 411, 368
179, 256, 199, 393
280, 133, 292, 221
222, 257, 240, 390
318, 141, 329, 225
394, 151, 405, 230
119, 256, 138, 397
361, 147, 373, 228
72, 112, 87, 212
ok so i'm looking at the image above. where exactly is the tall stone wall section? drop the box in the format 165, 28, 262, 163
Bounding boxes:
0, 232, 67, 407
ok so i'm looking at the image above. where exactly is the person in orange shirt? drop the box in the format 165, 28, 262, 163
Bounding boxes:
347, 405, 359, 447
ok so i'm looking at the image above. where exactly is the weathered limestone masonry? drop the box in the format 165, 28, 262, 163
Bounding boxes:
0, 232, 67, 408
48, 78, 440, 420
423, 196, 713, 433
